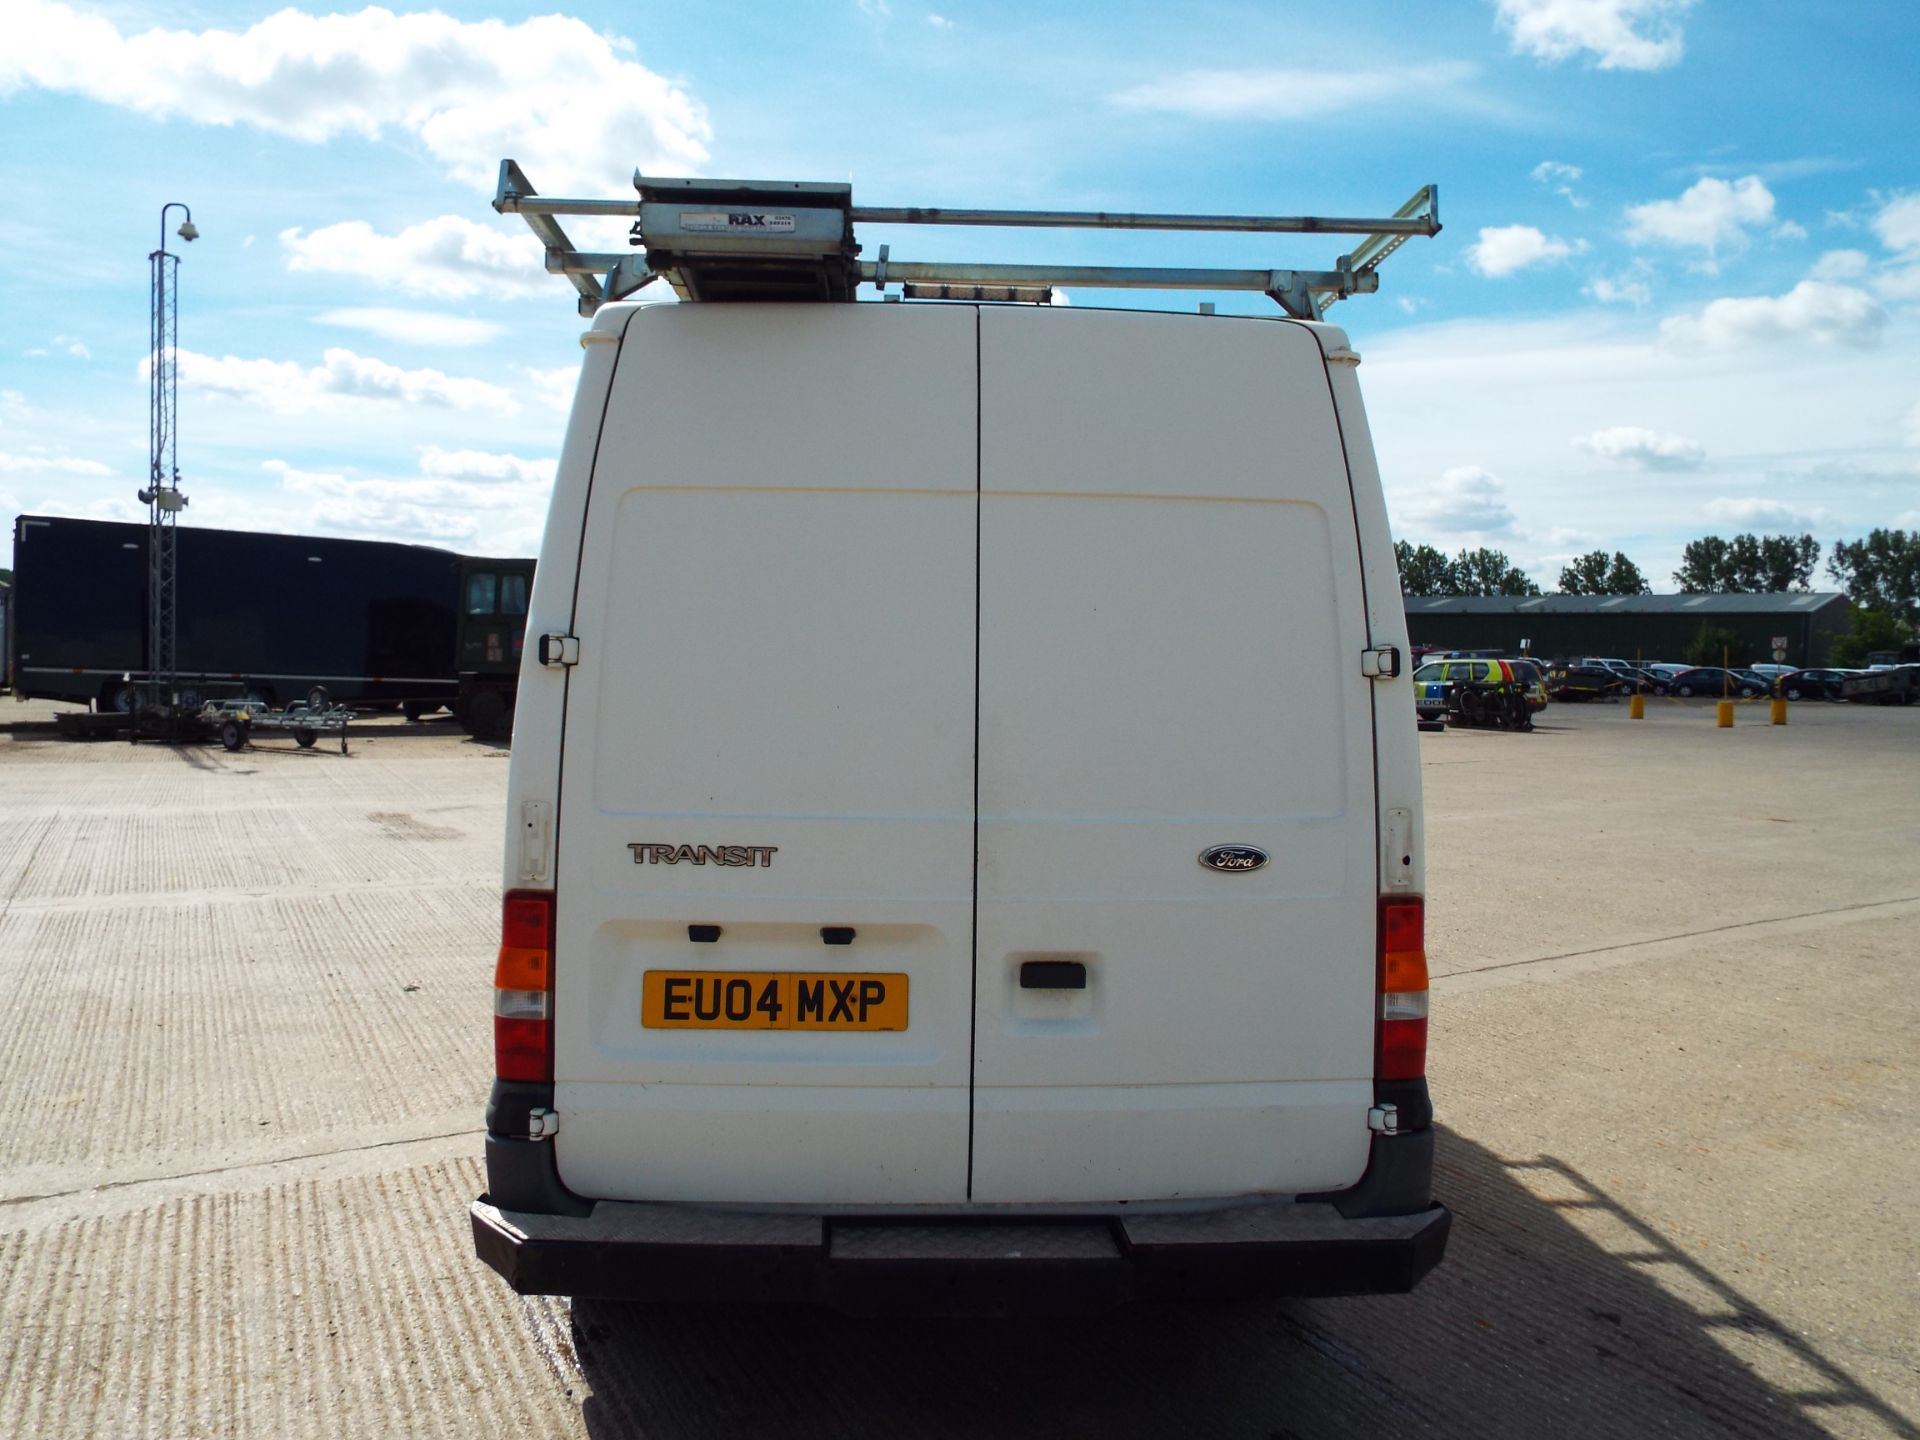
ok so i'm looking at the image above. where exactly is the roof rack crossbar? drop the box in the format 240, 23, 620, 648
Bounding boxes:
494, 160, 1439, 318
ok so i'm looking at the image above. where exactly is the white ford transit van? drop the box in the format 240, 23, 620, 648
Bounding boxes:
471, 173, 1447, 1312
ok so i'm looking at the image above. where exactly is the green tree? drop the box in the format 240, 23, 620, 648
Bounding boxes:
1452, 547, 1540, 597
1394, 540, 1458, 596
1828, 607, 1915, 668
1828, 529, 1920, 622
1674, 532, 1820, 592
1683, 622, 1752, 668
1558, 550, 1651, 595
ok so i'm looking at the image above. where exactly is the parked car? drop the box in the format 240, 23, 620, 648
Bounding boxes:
1659, 667, 1766, 699
1566, 656, 1638, 684
1547, 664, 1627, 701
1503, 658, 1551, 711
1413, 657, 1546, 716
1774, 668, 1853, 701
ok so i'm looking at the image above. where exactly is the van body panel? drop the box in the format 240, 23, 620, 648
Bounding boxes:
550, 304, 978, 1205
970, 309, 1378, 1202
516, 304, 1416, 1215
1317, 341, 1426, 901
969, 1081, 1368, 1202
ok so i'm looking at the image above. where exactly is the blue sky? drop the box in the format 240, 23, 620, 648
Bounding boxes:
3, 0, 1917, 588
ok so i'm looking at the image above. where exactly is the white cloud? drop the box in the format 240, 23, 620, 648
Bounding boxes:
1394, 464, 1517, 535
1659, 280, 1886, 351
1812, 249, 1872, 281
22, 334, 90, 360
282, 216, 547, 301
169, 347, 517, 415
1584, 269, 1653, 307
1531, 159, 1588, 208
1703, 497, 1823, 528
317, 307, 505, 347
1624, 176, 1778, 268
263, 447, 554, 549
1872, 194, 1920, 256
927, 13, 954, 28
1573, 425, 1704, 469
1466, 225, 1580, 277
1495, 0, 1695, 71
1110, 61, 1483, 121
0, 450, 111, 476
857, 0, 893, 16
418, 446, 556, 484
0, 3, 710, 195
523, 366, 579, 414
1877, 266, 1920, 302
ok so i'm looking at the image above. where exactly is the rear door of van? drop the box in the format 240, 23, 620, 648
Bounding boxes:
550, 305, 979, 1205
969, 308, 1379, 1203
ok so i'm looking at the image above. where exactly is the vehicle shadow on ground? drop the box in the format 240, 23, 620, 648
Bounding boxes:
558, 1129, 1915, 1440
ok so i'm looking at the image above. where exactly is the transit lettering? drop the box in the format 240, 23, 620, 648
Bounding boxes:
628, 843, 778, 867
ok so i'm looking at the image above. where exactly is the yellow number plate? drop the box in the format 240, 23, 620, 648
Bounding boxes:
642, 971, 908, 1031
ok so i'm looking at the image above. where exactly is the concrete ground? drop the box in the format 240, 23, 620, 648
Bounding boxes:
0, 695, 1915, 1438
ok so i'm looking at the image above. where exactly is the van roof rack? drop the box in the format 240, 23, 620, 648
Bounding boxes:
492, 160, 1440, 320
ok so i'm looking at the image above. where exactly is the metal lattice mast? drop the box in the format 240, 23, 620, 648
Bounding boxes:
144, 204, 195, 716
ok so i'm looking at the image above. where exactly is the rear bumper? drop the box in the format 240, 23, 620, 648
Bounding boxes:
471, 1187, 1450, 1316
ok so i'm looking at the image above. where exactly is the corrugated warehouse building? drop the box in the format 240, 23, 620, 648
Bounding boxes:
1402, 592, 1850, 667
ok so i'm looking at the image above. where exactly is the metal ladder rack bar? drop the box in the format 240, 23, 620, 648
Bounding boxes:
847, 203, 1436, 236
492, 159, 1439, 317
546, 250, 1374, 299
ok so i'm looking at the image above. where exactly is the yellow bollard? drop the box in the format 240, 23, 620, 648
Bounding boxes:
1629, 693, 1645, 719
1771, 697, 1788, 725
1717, 700, 1735, 728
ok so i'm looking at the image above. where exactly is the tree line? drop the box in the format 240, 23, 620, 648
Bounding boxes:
1395, 527, 1919, 622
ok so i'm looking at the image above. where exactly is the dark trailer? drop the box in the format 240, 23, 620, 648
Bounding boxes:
8, 515, 461, 713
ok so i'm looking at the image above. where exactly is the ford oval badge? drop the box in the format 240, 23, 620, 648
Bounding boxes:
1199, 844, 1268, 873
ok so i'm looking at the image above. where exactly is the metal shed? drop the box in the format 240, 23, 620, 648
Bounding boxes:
1402, 592, 1850, 668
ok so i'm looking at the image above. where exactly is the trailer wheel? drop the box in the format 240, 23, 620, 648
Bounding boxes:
306, 685, 330, 712
219, 720, 248, 752
294, 728, 317, 749
403, 701, 432, 722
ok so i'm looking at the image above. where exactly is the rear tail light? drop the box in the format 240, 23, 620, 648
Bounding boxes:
494, 889, 554, 1082
1377, 896, 1428, 1081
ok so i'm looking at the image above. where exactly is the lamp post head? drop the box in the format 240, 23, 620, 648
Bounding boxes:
177, 219, 198, 242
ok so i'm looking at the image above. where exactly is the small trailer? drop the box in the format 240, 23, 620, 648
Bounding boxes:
201, 698, 354, 753
1842, 666, 1919, 705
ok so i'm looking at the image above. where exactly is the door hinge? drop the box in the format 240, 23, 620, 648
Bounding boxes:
1362, 646, 1402, 679
528, 1107, 559, 1140
1367, 1103, 1400, 1136
537, 633, 579, 668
